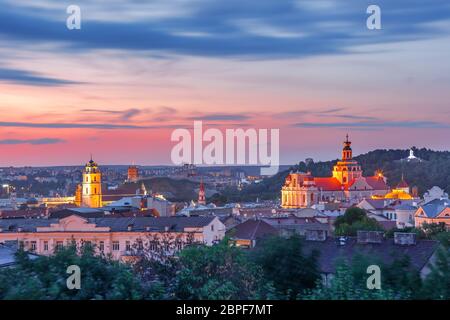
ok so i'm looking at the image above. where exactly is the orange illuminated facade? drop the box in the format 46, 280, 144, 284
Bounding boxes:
81, 157, 103, 208
127, 165, 139, 182
281, 135, 389, 208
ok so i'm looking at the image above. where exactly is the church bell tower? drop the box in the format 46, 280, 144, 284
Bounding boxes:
82, 156, 103, 208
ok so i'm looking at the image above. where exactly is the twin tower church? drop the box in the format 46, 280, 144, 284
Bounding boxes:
281, 135, 392, 208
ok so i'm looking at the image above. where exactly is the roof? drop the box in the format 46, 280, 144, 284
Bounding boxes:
302, 237, 440, 274
228, 219, 277, 240
314, 177, 343, 191
419, 198, 450, 218
0, 242, 38, 268
397, 179, 409, 189
0, 215, 216, 233
365, 176, 390, 190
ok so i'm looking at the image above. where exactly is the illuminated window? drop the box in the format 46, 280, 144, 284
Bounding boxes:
112, 241, 120, 251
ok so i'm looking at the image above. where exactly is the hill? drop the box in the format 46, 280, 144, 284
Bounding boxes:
220, 147, 450, 202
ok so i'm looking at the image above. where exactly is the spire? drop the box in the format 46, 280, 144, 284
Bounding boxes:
342, 134, 352, 160
198, 178, 206, 205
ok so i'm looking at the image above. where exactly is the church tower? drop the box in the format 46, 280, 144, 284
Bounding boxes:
332, 134, 362, 185
198, 179, 206, 205
82, 157, 103, 208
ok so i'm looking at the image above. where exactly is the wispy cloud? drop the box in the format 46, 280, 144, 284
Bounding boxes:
292, 120, 449, 129
0, 67, 81, 86
186, 113, 252, 121
0, 121, 183, 130
0, 0, 449, 59
0, 138, 65, 145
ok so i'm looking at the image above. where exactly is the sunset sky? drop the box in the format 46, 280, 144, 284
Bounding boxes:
1, 0, 450, 166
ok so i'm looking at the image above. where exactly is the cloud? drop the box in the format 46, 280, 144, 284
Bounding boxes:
0, 0, 449, 58
0, 138, 65, 145
0, 121, 186, 130
186, 113, 252, 121
81, 108, 145, 120
292, 120, 450, 129
0, 67, 81, 86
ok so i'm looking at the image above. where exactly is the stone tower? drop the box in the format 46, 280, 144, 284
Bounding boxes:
82, 157, 103, 208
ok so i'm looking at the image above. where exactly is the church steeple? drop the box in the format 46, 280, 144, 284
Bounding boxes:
198, 179, 206, 205
342, 134, 353, 161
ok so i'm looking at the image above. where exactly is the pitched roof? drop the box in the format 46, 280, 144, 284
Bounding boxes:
314, 177, 343, 191
228, 219, 277, 240
365, 176, 390, 190
419, 198, 450, 218
302, 237, 440, 274
0, 216, 216, 233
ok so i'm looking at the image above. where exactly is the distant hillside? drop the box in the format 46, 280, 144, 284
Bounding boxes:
127, 177, 199, 202
221, 148, 450, 202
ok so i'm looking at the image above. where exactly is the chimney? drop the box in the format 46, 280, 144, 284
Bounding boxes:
357, 231, 383, 244
127, 224, 133, 231
394, 232, 416, 245
164, 226, 169, 232
306, 230, 327, 241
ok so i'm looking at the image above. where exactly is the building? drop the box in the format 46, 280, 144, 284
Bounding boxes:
281, 135, 389, 208
227, 219, 278, 248
198, 179, 206, 206
0, 242, 38, 268
127, 165, 139, 182
415, 198, 450, 229
301, 232, 440, 285
372, 175, 415, 201
0, 215, 226, 260
81, 157, 103, 208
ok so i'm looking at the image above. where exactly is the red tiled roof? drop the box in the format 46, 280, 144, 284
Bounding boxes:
397, 179, 409, 188
314, 177, 343, 191
365, 176, 389, 190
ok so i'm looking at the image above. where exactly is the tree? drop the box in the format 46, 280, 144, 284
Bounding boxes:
0, 244, 148, 300
250, 235, 320, 299
174, 238, 262, 300
421, 248, 450, 299
334, 207, 383, 236
304, 263, 397, 300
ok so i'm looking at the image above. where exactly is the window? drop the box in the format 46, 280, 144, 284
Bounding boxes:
18, 241, 24, 249
211, 224, 214, 231
176, 241, 183, 251
56, 241, 64, 250
137, 240, 143, 250
112, 241, 120, 251
30, 241, 37, 251
44, 241, 49, 251
99, 241, 104, 252
150, 241, 157, 251
125, 241, 131, 251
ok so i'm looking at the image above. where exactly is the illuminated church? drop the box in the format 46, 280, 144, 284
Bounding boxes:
75, 157, 103, 208
281, 135, 390, 208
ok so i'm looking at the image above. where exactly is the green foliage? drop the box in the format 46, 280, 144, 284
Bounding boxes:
174, 239, 262, 300
250, 235, 320, 299
304, 263, 397, 300
420, 248, 450, 299
334, 207, 383, 236
0, 245, 148, 300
